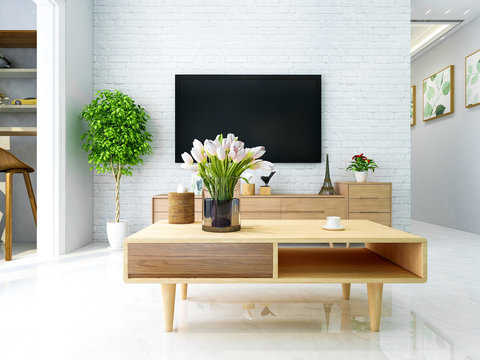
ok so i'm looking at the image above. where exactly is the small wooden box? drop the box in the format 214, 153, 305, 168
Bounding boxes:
242, 183, 255, 196
259, 186, 271, 196
168, 192, 195, 224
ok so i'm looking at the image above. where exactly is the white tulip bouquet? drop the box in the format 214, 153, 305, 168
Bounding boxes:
181, 133, 273, 201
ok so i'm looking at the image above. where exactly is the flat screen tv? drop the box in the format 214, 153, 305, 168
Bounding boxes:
175, 75, 321, 163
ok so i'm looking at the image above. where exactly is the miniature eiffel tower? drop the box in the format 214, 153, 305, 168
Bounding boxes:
319, 154, 336, 195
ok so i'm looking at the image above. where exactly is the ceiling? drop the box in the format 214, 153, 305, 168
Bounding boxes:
411, 0, 480, 59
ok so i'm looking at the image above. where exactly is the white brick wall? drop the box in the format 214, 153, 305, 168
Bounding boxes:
93, 0, 411, 241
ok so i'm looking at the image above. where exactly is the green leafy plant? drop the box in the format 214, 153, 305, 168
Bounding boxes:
81, 90, 153, 222
346, 153, 378, 173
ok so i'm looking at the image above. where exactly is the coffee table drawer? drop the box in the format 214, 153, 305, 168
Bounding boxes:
128, 243, 273, 278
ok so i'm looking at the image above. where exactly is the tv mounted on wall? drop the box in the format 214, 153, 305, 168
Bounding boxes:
175, 75, 322, 163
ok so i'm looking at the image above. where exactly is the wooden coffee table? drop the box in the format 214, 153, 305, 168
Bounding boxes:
124, 220, 427, 332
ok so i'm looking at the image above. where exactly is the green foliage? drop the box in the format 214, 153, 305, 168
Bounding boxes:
81, 90, 153, 177
441, 81, 450, 95
80, 90, 153, 222
435, 104, 446, 116
346, 154, 378, 173
424, 102, 433, 117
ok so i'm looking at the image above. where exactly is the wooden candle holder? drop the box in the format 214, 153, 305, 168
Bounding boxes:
242, 183, 255, 196
168, 192, 195, 224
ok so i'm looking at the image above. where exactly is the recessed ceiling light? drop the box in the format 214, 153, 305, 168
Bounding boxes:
444, 9, 451, 14
464, 9, 471, 14
425, 9, 432, 15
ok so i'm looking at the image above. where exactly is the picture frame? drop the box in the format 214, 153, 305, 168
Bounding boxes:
411, 85, 416, 126
465, 49, 480, 108
423, 65, 454, 122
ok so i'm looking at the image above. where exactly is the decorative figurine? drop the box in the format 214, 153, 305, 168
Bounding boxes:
261, 171, 276, 186
319, 154, 336, 195
260, 171, 275, 196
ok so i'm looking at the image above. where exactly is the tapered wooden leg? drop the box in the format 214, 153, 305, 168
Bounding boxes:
342, 283, 351, 300
22, 171, 37, 225
367, 283, 383, 332
162, 284, 176, 332
180, 284, 188, 300
5, 172, 13, 261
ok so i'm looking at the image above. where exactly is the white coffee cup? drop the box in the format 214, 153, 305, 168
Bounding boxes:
326, 216, 342, 229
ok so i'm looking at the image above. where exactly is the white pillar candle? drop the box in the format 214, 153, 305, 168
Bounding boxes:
177, 184, 187, 193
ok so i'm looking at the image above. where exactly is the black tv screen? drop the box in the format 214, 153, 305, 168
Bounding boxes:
175, 75, 321, 163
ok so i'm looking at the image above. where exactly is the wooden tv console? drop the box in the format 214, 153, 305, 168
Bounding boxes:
152, 182, 392, 226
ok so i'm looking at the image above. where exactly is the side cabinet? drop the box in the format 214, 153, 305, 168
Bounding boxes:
335, 182, 392, 226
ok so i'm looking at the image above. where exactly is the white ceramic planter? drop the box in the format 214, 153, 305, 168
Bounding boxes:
355, 171, 367, 183
106, 220, 128, 250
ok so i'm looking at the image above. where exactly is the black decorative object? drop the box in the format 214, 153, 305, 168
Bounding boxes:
319, 154, 336, 195
0, 53, 12, 68
261, 171, 276, 186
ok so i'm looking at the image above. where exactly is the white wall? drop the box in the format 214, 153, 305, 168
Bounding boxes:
64, 0, 94, 252
0, 0, 36, 29
411, 16, 480, 235
93, 0, 411, 240
0, 0, 37, 244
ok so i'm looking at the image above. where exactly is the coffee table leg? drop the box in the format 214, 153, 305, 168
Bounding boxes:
342, 283, 351, 299
367, 283, 383, 332
180, 284, 188, 300
162, 284, 176, 332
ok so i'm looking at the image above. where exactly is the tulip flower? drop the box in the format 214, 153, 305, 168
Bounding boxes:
233, 149, 246, 163
180, 133, 274, 202
181, 152, 193, 165
191, 147, 206, 163
181, 163, 198, 172
227, 133, 236, 143
222, 138, 232, 150
193, 139, 204, 153
216, 146, 226, 161
259, 160, 274, 171
204, 140, 217, 156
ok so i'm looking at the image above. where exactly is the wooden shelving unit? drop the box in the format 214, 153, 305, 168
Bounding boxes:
0, 105, 36, 113
0, 127, 37, 136
0, 30, 36, 48
0, 69, 37, 79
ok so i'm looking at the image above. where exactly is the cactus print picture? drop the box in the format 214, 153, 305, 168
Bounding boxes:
466, 49, 480, 108
423, 65, 454, 121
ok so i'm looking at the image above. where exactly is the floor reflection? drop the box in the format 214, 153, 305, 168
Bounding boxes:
1, 221, 480, 359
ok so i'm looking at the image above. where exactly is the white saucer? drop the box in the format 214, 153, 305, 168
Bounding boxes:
322, 225, 345, 231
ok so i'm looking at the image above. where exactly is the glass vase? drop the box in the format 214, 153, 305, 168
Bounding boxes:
202, 180, 241, 232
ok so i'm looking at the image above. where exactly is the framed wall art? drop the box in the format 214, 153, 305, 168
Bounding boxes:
411, 85, 416, 126
423, 65, 454, 122
465, 49, 480, 108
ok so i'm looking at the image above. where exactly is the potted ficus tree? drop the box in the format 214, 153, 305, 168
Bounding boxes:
81, 90, 153, 249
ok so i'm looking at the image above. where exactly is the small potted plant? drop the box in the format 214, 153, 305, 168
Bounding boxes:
81, 90, 153, 249
346, 153, 378, 182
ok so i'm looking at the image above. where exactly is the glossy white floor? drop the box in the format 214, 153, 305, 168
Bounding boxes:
1, 220, 479, 360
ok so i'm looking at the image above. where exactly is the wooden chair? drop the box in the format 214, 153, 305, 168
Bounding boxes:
0, 148, 37, 261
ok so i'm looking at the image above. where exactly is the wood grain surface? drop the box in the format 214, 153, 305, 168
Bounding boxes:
128, 243, 273, 278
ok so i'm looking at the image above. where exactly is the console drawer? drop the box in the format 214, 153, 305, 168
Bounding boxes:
348, 212, 391, 226
282, 198, 346, 215
128, 243, 273, 278
241, 197, 281, 212
349, 198, 390, 213
349, 184, 391, 199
